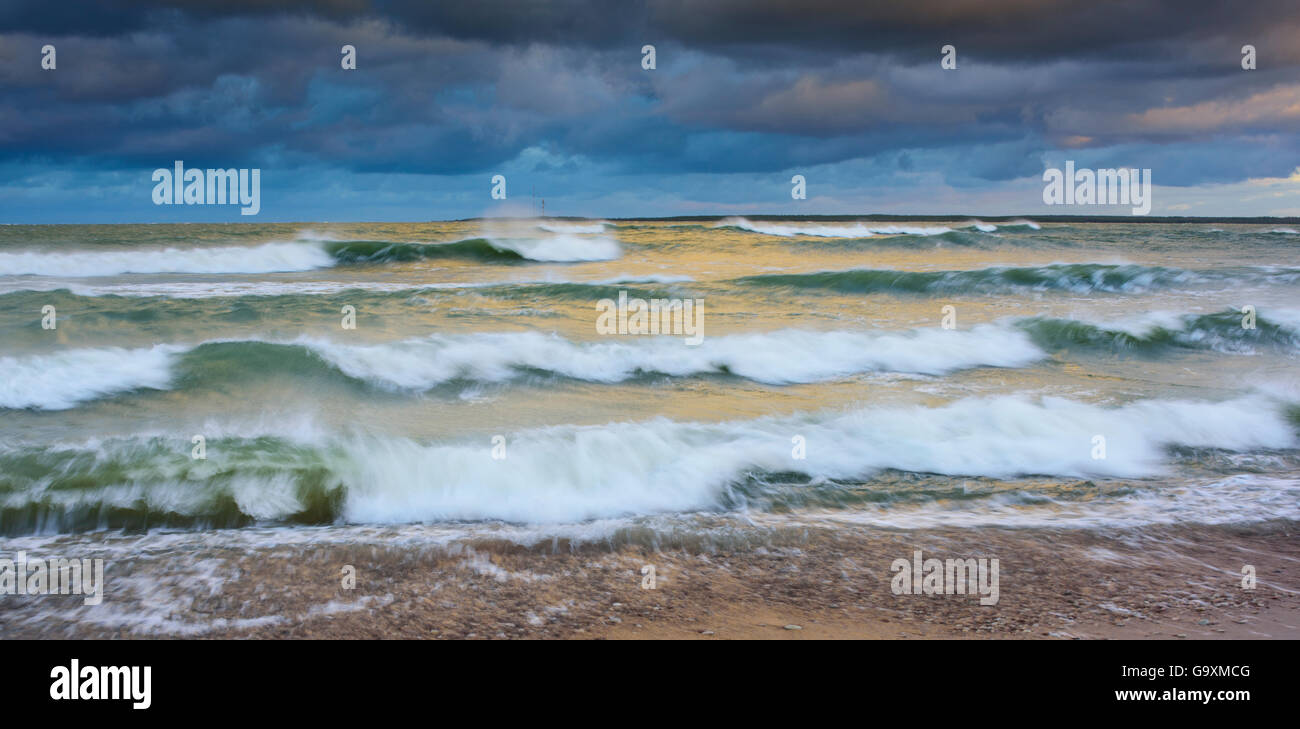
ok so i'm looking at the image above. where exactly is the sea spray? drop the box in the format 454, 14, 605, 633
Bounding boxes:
0, 394, 1293, 533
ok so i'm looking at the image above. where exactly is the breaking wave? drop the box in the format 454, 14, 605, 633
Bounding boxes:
0, 326, 1043, 410
0, 394, 1293, 533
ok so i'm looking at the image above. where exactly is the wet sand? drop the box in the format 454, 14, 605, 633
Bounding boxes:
3, 520, 1297, 639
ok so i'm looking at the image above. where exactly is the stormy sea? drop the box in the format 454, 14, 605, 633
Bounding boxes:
1, 218, 1297, 636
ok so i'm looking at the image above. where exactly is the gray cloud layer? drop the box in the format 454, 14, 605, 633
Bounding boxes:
2, 0, 1298, 203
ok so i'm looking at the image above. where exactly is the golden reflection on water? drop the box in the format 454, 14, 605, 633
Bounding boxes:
5, 220, 1288, 441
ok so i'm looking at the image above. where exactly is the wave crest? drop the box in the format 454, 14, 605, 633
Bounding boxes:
0, 326, 1042, 410
716, 217, 955, 238
737, 263, 1300, 295
0, 394, 1293, 532
0, 242, 334, 277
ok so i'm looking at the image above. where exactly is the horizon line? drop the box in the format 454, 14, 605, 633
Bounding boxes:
5, 213, 1300, 226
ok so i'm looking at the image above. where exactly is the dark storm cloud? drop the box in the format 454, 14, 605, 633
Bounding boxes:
0, 1, 367, 35
376, 0, 646, 47
647, 0, 1300, 62
1, 0, 1298, 200
10, 0, 1300, 58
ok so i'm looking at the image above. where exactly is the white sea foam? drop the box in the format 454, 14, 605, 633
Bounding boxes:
486, 234, 621, 261
536, 221, 609, 234
0, 230, 620, 278
65, 394, 1283, 525
1033, 308, 1300, 353
761, 474, 1300, 530
337, 393, 1298, 524
716, 217, 954, 238
1262, 308, 1300, 332
0, 345, 178, 409
0, 241, 334, 277
81, 280, 502, 298
0, 326, 1042, 409
0, 392, 1294, 527
1079, 310, 1197, 338
0, 276, 687, 298
297, 325, 1044, 388
590, 273, 695, 285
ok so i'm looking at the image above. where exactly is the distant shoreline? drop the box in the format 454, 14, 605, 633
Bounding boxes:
610, 214, 1300, 224
5, 214, 1300, 226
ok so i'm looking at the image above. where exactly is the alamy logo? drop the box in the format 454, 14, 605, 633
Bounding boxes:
890, 550, 1000, 605
596, 290, 704, 345
50, 660, 151, 710
1, 551, 104, 605
1043, 161, 1151, 215
152, 161, 260, 215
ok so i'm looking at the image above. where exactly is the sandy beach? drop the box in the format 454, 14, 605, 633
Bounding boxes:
3, 520, 1295, 640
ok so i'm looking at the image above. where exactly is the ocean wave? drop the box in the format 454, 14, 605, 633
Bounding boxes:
325, 234, 620, 263
1007, 219, 1042, 230
714, 217, 1042, 238
0, 280, 489, 299
591, 274, 695, 285
0, 242, 335, 277
1017, 309, 1300, 355
293, 326, 1043, 388
957, 220, 1039, 232
7, 309, 1296, 412
0, 345, 178, 410
536, 221, 609, 234
0, 326, 1043, 410
1, 394, 1293, 533
480, 282, 676, 302
488, 234, 621, 261
0, 275, 687, 300
736, 263, 1300, 295
322, 238, 519, 264
0, 234, 621, 278
715, 217, 955, 237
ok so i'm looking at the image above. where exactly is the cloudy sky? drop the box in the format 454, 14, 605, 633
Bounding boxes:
2, 0, 1299, 222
